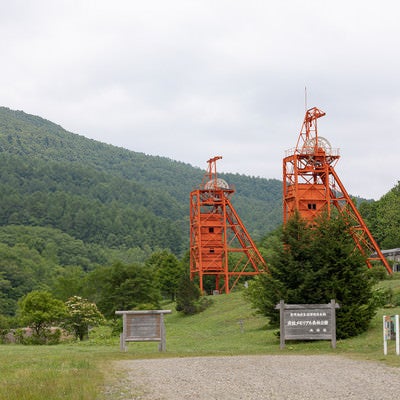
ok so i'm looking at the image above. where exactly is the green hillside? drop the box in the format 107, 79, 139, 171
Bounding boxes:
0, 106, 282, 248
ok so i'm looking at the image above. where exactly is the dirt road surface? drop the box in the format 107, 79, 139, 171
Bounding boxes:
102, 355, 400, 399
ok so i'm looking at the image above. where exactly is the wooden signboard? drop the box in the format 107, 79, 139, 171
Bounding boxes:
115, 310, 171, 352
276, 300, 339, 349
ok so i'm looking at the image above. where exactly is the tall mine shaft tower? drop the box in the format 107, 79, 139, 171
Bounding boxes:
283, 107, 391, 274
190, 156, 267, 294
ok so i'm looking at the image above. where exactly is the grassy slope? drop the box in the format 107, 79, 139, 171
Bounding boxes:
1, 285, 400, 399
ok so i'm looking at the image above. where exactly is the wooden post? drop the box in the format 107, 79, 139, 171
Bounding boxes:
159, 313, 167, 351
121, 313, 127, 352
279, 300, 285, 349
330, 299, 337, 349
383, 315, 388, 355
396, 315, 400, 356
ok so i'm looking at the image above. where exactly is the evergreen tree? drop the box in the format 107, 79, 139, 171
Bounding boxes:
175, 272, 213, 315
245, 212, 378, 339
145, 250, 183, 301
175, 273, 202, 315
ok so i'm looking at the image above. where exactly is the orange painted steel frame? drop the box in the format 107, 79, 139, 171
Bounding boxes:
190, 156, 267, 294
283, 107, 392, 274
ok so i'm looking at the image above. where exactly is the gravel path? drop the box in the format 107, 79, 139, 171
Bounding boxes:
103, 355, 400, 400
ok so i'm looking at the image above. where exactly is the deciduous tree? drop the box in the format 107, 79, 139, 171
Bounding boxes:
17, 290, 66, 343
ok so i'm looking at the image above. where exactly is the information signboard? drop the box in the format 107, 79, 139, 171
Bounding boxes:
115, 310, 171, 352
127, 313, 161, 340
276, 300, 339, 349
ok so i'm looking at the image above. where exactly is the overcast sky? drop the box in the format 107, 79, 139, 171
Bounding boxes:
1, 0, 399, 200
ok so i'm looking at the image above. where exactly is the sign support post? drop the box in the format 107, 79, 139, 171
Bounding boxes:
396, 314, 400, 356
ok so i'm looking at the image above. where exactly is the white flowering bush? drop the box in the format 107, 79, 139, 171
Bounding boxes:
63, 296, 105, 341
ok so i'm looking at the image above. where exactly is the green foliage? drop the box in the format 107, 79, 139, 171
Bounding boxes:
0, 225, 108, 268
245, 213, 378, 339
0, 225, 110, 315
176, 274, 201, 315
62, 296, 105, 341
176, 274, 212, 315
86, 262, 161, 318
0, 154, 184, 254
366, 264, 391, 282
52, 266, 86, 301
0, 241, 53, 316
0, 314, 12, 343
223, 173, 282, 241
13, 327, 62, 345
145, 249, 183, 301
17, 290, 66, 344
359, 182, 400, 249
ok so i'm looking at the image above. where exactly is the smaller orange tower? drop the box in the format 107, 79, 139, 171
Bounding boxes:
283, 107, 392, 274
190, 156, 267, 294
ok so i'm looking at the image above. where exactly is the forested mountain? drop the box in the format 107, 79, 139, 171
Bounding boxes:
0, 106, 282, 250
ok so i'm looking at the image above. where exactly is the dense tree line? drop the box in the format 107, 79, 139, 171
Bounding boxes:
359, 182, 400, 249
0, 155, 184, 252
0, 235, 184, 318
0, 107, 281, 211
0, 225, 156, 315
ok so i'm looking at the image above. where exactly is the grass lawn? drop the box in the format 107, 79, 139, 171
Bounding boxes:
1, 284, 400, 399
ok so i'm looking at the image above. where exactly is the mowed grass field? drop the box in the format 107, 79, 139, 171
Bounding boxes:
1, 279, 400, 399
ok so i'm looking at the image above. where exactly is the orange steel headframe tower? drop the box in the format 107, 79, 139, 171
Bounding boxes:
190, 156, 267, 294
283, 107, 392, 274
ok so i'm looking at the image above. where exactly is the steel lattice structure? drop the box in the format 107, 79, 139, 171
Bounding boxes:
190, 156, 267, 294
283, 107, 392, 274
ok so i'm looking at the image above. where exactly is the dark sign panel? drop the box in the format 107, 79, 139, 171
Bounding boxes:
276, 300, 339, 349
284, 307, 332, 340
